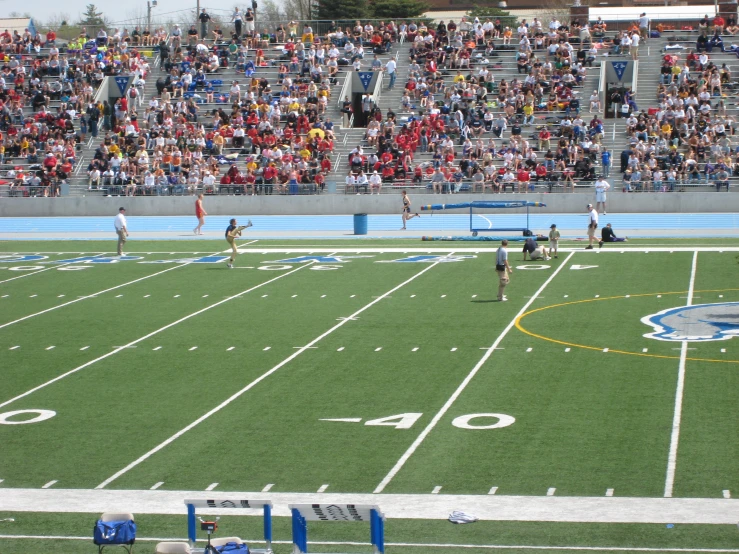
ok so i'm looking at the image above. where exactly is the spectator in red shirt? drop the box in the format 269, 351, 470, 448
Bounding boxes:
516, 167, 530, 192
45, 30, 57, 46
713, 16, 725, 34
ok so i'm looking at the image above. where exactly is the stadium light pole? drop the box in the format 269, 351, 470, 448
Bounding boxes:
147, 0, 158, 32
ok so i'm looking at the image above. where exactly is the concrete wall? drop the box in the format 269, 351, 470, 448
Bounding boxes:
0, 192, 738, 217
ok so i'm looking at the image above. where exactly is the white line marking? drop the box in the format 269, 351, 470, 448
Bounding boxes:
441, 295, 446, 298
144, 295, 151, 298
721, 349, 726, 353
643, 348, 649, 353
115, 295, 123, 298
1, 295, 8, 298
472, 294, 477, 298
227, 347, 235, 351
205, 483, 218, 491
606, 489, 614, 497
450, 347, 457, 352
375, 347, 382, 351
0, 265, 197, 332
565, 348, 571, 352
526, 347, 533, 352
719, 295, 724, 298
350, 295, 356, 298
150, 482, 164, 490
337, 347, 344, 351
80, 346, 89, 351
410, 294, 416, 298
262, 484, 274, 492
432, 486, 442, 494
321, 418, 362, 423
174, 295, 180, 298
263, 347, 271, 351
625, 295, 630, 298
29, 295, 37, 298
374, 252, 576, 494
45, 346, 55, 351
0, 255, 105, 285
189, 347, 198, 351
9, 345, 19, 350
595, 295, 600, 298
547, 488, 556, 496
564, 295, 568, 298
292, 295, 298, 298
262, 295, 268, 298
657, 295, 662, 298
488, 487, 498, 495
57, 295, 64, 298
202, 295, 209, 298
603, 348, 609, 353
664, 251, 698, 499
0, 263, 318, 413
41, 481, 57, 489
321, 294, 326, 298
153, 347, 162, 351
412, 347, 419, 351
317, 484, 329, 493
723, 490, 731, 499
96, 254, 450, 489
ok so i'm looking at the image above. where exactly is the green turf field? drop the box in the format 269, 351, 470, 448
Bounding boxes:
0, 239, 737, 552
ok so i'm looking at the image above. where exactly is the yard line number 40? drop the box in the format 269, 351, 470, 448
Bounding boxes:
321, 413, 515, 430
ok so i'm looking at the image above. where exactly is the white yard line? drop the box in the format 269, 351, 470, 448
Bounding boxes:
95, 254, 454, 489
1, 488, 738, 524
664, 251, 698, 499
230, 247, 739, 254
0, 263, 316, 411
374, 251, 576, 494
3, 535, 739, 553
0, 255, 106, 285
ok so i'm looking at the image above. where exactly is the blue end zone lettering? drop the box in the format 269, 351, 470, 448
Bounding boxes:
267, 256, 373, 263
380, 255, 476, 263
0, 255, 48, 262
55, 256, 143, 264
191, 256, 229, 263
641, 302, 739, 342
139, 256, 229, 264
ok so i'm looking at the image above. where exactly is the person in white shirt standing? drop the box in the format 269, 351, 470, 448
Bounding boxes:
595, 176, 610, 215
385, 58, 397, 90
585, 203, 599, 249
630, 31, 640, 60
114, 207, 129, 256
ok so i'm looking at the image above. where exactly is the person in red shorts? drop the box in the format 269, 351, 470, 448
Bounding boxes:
194, 193, 207, 235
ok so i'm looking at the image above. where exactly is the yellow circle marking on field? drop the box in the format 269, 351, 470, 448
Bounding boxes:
515, 289, 739, 365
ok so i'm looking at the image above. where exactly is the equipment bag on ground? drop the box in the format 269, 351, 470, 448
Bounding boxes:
93, 519, 137, 545
216, 542, 249, 553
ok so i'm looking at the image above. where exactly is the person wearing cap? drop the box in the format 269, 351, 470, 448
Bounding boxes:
585, 203, 598, 249
595, 176, 610, 214
549, 224, 560, 258
495, 240, 512, 302
522, 236, 550, 261
114, 207, 129, 256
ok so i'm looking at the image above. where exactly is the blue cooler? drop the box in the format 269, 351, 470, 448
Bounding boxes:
353, 213, 368, 235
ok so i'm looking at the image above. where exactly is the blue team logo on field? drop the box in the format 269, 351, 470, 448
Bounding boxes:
139, 256, 230, 264
266, 255, 374, 263
0, 255, 47, 262
380, 255, 477, 263
641, 302, 739, 342
55, 256, 143, 263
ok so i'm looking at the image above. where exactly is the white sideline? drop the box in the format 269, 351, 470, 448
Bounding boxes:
95, 254, 453, 489
0, 262, 316, 411
664, 251, 698, 498
0, 240, 256, 330
0, 254, 106, 285
374, 251, 576, 494
1, 488, 738, 524
2, 535, 739, 553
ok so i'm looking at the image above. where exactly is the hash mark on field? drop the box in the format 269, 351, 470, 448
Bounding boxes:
262, 295, 268, 298
603, 348, 609, 353
80, 346, 89, 351
321, 294, 326, 298
153, 346, 162, 351
115, 295, 123, 298
227, 347, 235, 351
441, 295, 447, 298
263, 346, 271, 351
412, 347, 419, 352
144, 295, 150, 298
41, 481, 58, 489
350, 295, 356, 298
337, 347, 344, 351
375, 347, 383, 351
595, 295, 600, 298
174, 295, 180, 298
317, 484, 329, 493
719, 295, 724, 298
526, 347, 533, 352
643, 348, 649, 353
45, 346, 55, 351
29, 295, 37, 298
625, 295, 630, 298
564, 295, 568, 298
205, 483, 218, 491
723, 490, 731, 499
432, 486, 442, 494
721, 348, 726, 353
410, 294, 416, 298
472, 295, 477, 298
606, 488, 614, 497
547, 488, 556, 496
657, 295, 662, 298
150, 482, 164, 490
57, 295, 65, 298
9, 346, 19, 350
292, 295, 298, 298
488, 486, 498, 495
202, 295, 209, 298
189, 347, 198, 351
565, 348, 571, 352
262, 484, 274, 492
451, 347, 458, 352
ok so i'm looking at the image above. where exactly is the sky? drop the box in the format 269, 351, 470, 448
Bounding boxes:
6, 0, 272, 29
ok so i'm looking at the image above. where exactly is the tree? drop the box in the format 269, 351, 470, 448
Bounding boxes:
466, 4, 516, 28
316, 0, 368, 21
78, 4, 106, 26
370, 0, 429, 19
